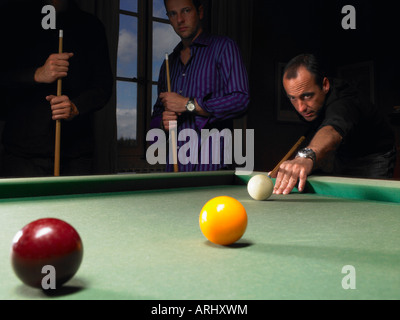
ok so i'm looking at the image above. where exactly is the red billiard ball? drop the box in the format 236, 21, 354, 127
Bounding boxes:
11, 218, 83, 289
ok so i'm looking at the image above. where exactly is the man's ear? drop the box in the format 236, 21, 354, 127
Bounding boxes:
322, 77, 330, 94
198, 5, 204, 20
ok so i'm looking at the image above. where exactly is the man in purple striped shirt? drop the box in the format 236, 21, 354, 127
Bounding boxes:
150, 0, 250, 172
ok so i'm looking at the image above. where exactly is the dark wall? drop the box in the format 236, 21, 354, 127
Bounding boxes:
248, 0, 400, 172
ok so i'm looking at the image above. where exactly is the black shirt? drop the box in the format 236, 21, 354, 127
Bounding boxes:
309, 79, 395, 159
0, 0, 113, 159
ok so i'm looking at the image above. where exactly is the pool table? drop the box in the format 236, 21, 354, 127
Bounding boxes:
1, 171, 399, 301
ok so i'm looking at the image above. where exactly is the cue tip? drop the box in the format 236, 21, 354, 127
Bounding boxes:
59, 29, 63, 38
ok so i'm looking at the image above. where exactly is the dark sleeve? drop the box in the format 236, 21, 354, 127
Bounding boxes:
319, 95, 362, 139
197, 39, 250, 123
70, 20, 114, 116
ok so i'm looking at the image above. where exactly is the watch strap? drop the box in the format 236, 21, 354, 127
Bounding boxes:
296, 147, 316, 164
185, 97, 196, 113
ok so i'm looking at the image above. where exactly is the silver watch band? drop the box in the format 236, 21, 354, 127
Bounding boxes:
296, 147, 316, 164
185, 98, 196, 113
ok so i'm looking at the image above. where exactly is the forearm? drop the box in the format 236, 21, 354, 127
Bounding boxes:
2, 67, 38, 89
198, 91, 249, 122
272, 125, 343, 195
70, 62, 113, 116
192, 99, 210, 117
72, 85, 112, 116
158, 93, 210, 119
71, 29, 113, 116
199, 39, 250, 121
308, 125, 343, 171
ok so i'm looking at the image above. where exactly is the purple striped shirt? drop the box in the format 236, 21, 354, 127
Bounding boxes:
150, 32, 250, 172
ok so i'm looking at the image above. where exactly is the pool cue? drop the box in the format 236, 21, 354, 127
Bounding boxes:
54, 29, 63, 177
165, 53, 179, 173
269, 136, 306, 177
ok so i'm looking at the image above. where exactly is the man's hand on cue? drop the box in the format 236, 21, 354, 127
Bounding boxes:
160, 92, 187, 114
34, 53, 74, 84
46, 95, 79, 121
160, 92, 211, 118
269, 157, 313, 195
160, 92, 184, 131
162, 110, 178, 131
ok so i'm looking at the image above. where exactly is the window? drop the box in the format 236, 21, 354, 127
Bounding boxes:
117, 0, 180, 172
152, 0, 180, 109
117, 0, 138, 146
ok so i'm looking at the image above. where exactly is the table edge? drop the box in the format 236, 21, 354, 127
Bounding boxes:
1, 172, 400, 204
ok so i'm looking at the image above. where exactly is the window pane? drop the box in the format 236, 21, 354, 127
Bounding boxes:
120, 0, 138, 12
117, 81, 137, 140
118, 14, 138, 79
153, 0, 167, 19
153, 21, 180, 81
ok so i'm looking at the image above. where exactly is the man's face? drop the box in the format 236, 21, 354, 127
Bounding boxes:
165, 0, 203, 41
283, 66, 330, 122
46, 0, 68, 12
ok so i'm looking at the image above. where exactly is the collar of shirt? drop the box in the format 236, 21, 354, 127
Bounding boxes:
171, 32, 211, 57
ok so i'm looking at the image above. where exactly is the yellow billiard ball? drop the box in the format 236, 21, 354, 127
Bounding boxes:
199, 196, 247, 246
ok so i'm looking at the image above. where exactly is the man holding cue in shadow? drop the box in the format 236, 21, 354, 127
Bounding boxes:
0, 0, 113, 177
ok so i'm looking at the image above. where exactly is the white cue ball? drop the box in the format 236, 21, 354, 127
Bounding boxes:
247, 174, 274, 201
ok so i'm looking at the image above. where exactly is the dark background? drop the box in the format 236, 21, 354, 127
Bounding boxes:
0, 0, 399, 177
247, 0, 400, 175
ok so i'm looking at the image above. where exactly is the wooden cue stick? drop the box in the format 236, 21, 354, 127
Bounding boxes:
269, 136, 306, 177
54, 29, 63, 177
165, 53, 179, 173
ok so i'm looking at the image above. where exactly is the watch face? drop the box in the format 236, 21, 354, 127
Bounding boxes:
187, 101, 195, 112
297, 148, 316, 163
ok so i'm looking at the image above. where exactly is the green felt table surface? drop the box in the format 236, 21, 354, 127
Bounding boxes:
0, 172, 399, 300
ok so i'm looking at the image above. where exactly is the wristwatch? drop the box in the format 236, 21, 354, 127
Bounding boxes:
185, 98, 196, 113
296, 148, 316, 165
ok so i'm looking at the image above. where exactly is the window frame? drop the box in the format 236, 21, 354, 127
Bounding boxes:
117, 1, 171, 172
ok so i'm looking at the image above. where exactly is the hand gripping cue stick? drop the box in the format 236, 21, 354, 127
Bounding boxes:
269, 136, 306, 177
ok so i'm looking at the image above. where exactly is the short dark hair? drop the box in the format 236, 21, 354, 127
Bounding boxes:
164, 0, 203, 12
283, 54, 325, 89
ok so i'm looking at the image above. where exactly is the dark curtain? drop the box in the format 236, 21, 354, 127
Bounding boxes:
209, 0, 254, 131
210, 0, 254, 71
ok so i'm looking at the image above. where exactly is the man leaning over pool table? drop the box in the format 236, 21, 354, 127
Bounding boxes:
270, 54, 396, 195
